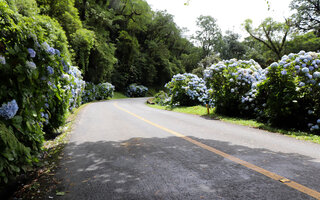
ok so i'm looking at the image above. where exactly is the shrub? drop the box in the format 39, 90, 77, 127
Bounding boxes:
82, 82, 115, 103
164, 73, 208, 106
153, 91, 170, 106
204, 59, 266, 116
256, 51, 320, 131
126, 84, 148, 97
0, 1, 83, 184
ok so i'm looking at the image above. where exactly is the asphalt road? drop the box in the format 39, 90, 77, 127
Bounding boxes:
50, 98, 320, 200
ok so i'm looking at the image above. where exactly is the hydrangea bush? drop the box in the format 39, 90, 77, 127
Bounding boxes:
126, 84, 148, 97
164, 73, 208, 106
82, 82, 115, 103
256, 51, 320, 131
204, 59, 266, 116
0, 2, 84, 184
153, 91, 171, 106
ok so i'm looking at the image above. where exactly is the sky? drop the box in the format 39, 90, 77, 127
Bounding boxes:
146, 0, 294, 39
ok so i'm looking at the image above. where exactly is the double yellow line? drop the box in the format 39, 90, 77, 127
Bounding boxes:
114, 102, 320, 199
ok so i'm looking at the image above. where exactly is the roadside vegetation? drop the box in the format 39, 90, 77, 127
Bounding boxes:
148, 104, 320, 144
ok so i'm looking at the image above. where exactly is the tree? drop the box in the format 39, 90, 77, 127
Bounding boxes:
285, 31, 320, 54
242, 36, 271, 68
193, 15, 222, 57
220, 31, 246, 60
290, 0, 320, 36
243, 18, 291, 60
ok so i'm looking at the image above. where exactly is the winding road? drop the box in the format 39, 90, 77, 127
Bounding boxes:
51, 98, 320, 199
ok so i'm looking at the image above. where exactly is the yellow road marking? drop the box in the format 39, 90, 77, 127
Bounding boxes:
113, 102, 320, 199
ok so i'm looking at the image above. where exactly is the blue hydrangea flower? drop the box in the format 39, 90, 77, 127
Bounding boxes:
55, 49, 61, 56
0, 99, 19, 120
270, 62, 278, 68
42, 42, 50, 50
26, 61, 36, 70
302, 67, 309, 73
0, 55, 6, 64
313, 72, 320, 78
47, 66, 54, 75
27, 48, 36, 58
299, 82, 305, 87
48, 47, 55, 55
281, 70, 287, 75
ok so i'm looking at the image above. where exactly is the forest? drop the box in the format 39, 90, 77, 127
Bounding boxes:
1, 0, 320, 193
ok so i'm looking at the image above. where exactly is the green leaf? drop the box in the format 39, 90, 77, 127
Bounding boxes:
56, 191, 65, 196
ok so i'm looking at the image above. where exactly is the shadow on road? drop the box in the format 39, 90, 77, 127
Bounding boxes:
48, 136, 319, 200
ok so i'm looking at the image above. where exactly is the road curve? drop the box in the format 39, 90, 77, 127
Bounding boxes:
51, 98, 320, 200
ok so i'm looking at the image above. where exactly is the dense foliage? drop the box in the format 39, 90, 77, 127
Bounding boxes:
73, 0, 201, 89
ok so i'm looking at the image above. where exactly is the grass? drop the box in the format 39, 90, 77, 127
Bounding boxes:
112, 92, 128, 99
148, 103, 320, 144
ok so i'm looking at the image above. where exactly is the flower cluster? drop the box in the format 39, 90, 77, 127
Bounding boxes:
126, 84, 148, 97
164, 73, 209, 106
204, 59, 266, 115
65, 66, 86, 111
0, 100, 19, 120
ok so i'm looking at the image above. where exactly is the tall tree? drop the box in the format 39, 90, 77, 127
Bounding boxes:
193, 15, 222, 57
290, 0, 320, 36
243, 18, 291, 60
220, 31, 246, 60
